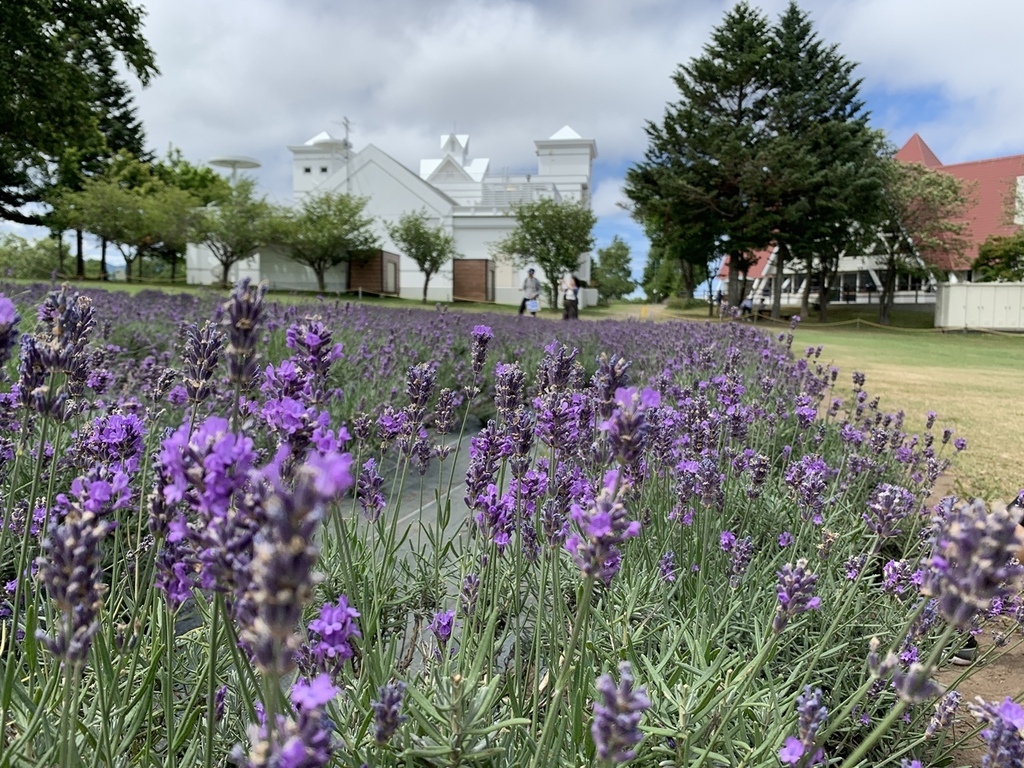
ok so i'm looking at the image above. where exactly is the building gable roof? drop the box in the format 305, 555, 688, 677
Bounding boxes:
894, 133, 943, 168
896, 135, 1024, 271
314, 144, 457, 210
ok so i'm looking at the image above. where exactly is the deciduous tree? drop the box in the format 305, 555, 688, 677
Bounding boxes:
278, 192, 379, 293
492, 198, 596, 308
974, 233, 1024, 283
592, 236, 637, 303
387, 210, 458, 302
875, 159, 968, 324
189, 177, 277, 288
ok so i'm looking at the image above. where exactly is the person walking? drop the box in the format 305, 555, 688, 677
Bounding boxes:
561, 273, 579, 320
519, 268, 541, 316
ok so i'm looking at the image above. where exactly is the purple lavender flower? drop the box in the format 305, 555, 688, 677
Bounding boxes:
591, 662, 650, 763
600, 386, 661, 466
357, 458, 386, 522
305, 596, 361, 676
773, 559, 821, 633
239, 449, 354, 675
921, 499, 1024, 629
659, 551, 677, 583
785, 454, 833, 525
926, 690, 962, 737
459, 574, 480, 617
494, 362, 526, 417
472, 484, 516, 551
180, 321, 224, 405
234, 673, 338, 768
470, 324, 493, 377
220, 277, 268, 387
968, 696, 1024, 768
0, 294, 21, 372
372, 681, 407, 745
778, 531, 793, 548
864, 483, 916, 540
728, 536, 754, 589
429, 609, 456, 653
779, 686, 827, 766
565, 470, 641, 585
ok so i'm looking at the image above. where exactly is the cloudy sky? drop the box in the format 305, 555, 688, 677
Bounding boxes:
22, 0, 1024, 282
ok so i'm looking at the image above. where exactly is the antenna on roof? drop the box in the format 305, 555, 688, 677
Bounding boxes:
332, 116, 354, 194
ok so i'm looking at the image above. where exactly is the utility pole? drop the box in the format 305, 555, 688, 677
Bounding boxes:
334, 116, 353, 195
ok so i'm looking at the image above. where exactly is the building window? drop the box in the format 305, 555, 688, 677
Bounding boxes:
303, 166, 311, 174
320, 166, 328, 173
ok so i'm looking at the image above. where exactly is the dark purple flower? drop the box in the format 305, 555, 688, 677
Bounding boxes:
357, 459, 386, 522
372, 681, 407, 744
591, 662, 650, 763
921, 499, 1024, 629
659, 551, 677, 583
779, 686, 827, 766
239, 449, 354, 675
565, 470, 641, 585
220, 278, 268, 387
180, 321, 224, 404
459, 573, 480, 617
968, 696, 1024, 768
773, 559, 821, 633
429, 609, 456, 651
470, 324, 493, 377
305, 596, 361, 675
864, 483, 916, 540
728, 536, 754, 589
600, 386, 661, 466
234, 673, 337, 768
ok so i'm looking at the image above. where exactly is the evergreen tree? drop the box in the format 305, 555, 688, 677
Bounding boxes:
592, 236, 637, 303
625, 2, 775, 307
762, 2, 887, 321
0, 0, 156, 224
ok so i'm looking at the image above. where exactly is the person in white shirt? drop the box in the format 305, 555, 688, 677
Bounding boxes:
519, 268, 541, 316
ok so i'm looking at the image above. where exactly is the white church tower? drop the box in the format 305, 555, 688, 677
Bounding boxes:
289, 131, 353, 198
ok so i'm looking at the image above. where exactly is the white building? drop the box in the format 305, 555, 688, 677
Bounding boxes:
187, 126, 598, 306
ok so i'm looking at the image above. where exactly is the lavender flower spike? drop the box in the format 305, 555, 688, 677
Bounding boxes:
372, 681, 407, 744
779, 686, 827, 766
967, 696, 1024, 768
921, 499, 1024, 629
591, 662, 650, 763
773, 559, 821, 633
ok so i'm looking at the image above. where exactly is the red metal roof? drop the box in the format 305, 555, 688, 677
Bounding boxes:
894, 133, 944, 168
716, 248, 773, 279
895, 135, 1024, 271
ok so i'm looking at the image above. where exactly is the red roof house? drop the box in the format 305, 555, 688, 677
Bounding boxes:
894, 134, 1024, 272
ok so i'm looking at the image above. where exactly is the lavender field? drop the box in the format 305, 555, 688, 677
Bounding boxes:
0, 280, 1020, 767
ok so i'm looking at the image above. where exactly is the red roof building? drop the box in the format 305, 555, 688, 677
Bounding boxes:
894, 134, 1024, 272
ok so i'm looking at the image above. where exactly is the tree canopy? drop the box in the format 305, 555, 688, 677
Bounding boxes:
51, 153, 199, 282
492, 198, 596, 307
189, 177, 276, 287
387, 210, 458, 302
0, 0, 157, 224
592, 236, 637, 303
873, 159, 968, 323
974, 233, 1024, 283
277, 192, 380, 293
626, 1, 884, 320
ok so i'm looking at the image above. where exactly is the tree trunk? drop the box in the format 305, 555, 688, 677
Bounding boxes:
171, 255, 177, 282
772, 244, 787, 320
879, 255, 896, 325
101, 239, 108, 281
76, 229, 85, 278
727, 252, 742, 308
422, 273, 430, 303
316, 268, 326, 293
55, 233, 65, 275
221, 261, 231, 288
800, 258, 813, 318
679, 259, 697, 298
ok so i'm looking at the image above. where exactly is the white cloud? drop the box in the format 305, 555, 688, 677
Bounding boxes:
11, 0, 1024, 271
